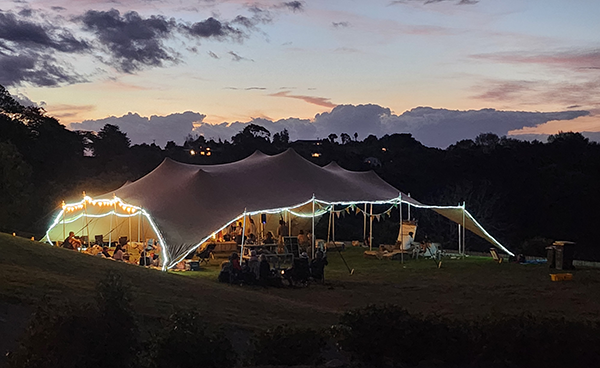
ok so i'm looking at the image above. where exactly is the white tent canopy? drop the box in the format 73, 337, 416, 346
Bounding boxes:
44, 149, 513, 269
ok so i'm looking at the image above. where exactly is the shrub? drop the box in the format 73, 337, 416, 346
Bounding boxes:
246, 325, 326, 366
145, 310, 236, 368
7, 272, 139, 368
334, 304, 470, 367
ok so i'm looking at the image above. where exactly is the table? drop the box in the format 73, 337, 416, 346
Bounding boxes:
240, 243, 278, 257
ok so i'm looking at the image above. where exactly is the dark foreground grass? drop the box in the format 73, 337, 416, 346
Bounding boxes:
4, 232, 600, 327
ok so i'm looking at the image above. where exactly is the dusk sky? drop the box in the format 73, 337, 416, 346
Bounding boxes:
1, 0, 599, 147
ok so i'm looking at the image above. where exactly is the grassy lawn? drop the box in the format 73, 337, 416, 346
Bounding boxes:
3, 232, 600, 333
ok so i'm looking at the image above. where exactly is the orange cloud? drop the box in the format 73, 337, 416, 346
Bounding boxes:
269, 90, 336, 108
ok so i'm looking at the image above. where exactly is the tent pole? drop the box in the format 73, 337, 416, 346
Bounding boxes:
462, 202, 466, 256
369, 203, 373, 251
241, 209, 247, 258
332, 205, 336, 243
109, 201, 114, 247
363, 202, 367, 243
137, 211, 141, 243
62, 202, 66, 244
407, 193, 411, 221
327, 206, 332, 243
457, 202, 461, 255
311, 195, 315, 259
400, 198, 404, 264
288, 209, 291, 236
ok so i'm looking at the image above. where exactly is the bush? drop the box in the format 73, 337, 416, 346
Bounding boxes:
7, 272, 139, 368
145, 310, 236, 368
246, 325, 326, 366
333, 304, 469, 367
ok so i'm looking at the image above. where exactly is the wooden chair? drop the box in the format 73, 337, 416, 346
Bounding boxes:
490, 248, 503, 263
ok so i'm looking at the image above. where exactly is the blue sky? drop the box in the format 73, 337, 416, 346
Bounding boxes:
1, 0, 598, 147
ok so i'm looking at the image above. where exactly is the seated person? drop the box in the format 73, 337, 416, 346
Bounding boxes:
112, 244, 124, 261
151, 254, 160, 267
62, 231, 82, 250
263, 231, 275, 244
284, 252, 310, 286
101, 246, 111, 258
248, 250, 259, 278
227, 252, 242, 283
310, 250, 328, 282
402, 232, 416, 251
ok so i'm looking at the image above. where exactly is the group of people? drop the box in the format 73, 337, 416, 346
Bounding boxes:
62, 230, 160, 266
218, 250, 328, 287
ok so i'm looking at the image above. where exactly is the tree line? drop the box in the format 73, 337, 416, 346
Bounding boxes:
1, 85, 599, 258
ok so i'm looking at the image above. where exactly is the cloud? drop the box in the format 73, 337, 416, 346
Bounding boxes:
269, 90, 336, 108
70, 111, 206, 147
188, 105, 589, 148
80, 9, 178, 73
472, 49, 600, 71
68, 104, 590, 148
0, 11, 89, 52
183, 17, 245, 41
332, 21, 350, 28
472, 78, 600, 110
207, 50, 219, 59
281, 1, 304, 12
0, 53, 84, 87
228, 51, 253, 62
390, 0, 478, 5
0, 10, 88, 86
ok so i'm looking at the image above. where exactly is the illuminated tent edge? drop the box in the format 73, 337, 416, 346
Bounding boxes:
43, 149, 514, 270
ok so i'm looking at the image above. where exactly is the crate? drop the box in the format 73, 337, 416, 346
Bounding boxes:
550, 273, 573, 281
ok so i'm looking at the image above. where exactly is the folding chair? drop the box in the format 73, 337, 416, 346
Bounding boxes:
95, 235, 104, 246
490, 248, 503, 263
196, 243, 216, 265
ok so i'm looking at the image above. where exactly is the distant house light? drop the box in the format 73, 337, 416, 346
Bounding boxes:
206, 147, 211, 151
382, 147, 387, 151
200, 151, 206, 155
206, 151, 212, 156
190, 150, 196, 155
312, 152, 321, 158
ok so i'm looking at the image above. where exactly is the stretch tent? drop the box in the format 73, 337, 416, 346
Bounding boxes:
44, 149, 513, 270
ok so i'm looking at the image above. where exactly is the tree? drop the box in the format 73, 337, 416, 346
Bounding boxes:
328, 133, 338, 144
340, 133, 351, 144
91, 124, 131, 158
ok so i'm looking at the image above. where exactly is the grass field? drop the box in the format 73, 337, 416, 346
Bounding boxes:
3, 232, 600, 333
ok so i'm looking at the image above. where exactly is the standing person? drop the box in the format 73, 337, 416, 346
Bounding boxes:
297, 230, 308, 249
235, 221, 244, 244
62, 231, 81, 250
258, 254, 271, 286
277, 219, 289, 252
247, 218, 257, 239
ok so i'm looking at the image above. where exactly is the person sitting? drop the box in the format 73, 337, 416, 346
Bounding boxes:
139, 248, 151, 266
112, 244, 124, 261
62, 231, 82, 250
101, 246, 111, 258
228, 252, 242, 283
151, 254, 160, 267
263, 231, 275, 244
310, 250, 328, 283
284, 252, 310, 286
248, 250, 259, 278
402, 232, 416, 251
